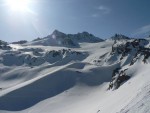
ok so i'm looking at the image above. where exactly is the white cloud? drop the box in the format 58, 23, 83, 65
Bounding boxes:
92, 5, 110, 18
97, 6, 110, 14
132, 24, 150, 37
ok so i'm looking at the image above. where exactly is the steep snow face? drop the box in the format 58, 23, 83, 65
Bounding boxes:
93, 39, 149, 66
93, 39, 150, 90
0, 36, 150, 113
26, 30, 103, 47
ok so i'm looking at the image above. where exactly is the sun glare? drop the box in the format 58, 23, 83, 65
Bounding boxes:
6, 0, 30, 12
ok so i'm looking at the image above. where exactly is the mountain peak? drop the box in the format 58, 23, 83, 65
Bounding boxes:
111, 34, 130, 40
52, 29, 65, 36
29, 30, 103, 47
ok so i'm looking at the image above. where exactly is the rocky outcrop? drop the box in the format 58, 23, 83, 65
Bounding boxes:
108, 39, 150, 89
111, 34, 131, 41
111, 34, 130, 41
109, 68, 130, 89
12, 40, 28, 44
111, 39, 149, 63
0, 40, 11, 50
0, 48, 87, 66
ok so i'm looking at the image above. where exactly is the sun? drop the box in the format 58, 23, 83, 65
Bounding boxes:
6, 0, 30, 12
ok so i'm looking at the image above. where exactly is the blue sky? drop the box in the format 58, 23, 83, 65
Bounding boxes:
0, 0, 150, 42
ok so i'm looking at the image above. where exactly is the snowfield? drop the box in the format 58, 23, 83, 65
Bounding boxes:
0, 31, 150, 113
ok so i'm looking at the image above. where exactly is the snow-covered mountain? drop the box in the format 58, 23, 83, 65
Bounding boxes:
26, 30, 103, 47
110, 34, 130, 41
0, 32, 150, 113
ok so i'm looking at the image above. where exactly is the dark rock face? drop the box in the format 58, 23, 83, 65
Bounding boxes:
108, 39, 150, 89
62, 37, 76, 47
131, 47, 150, 65
0, 40, 7, 45
112, 39, 149, 54
12, 40, 28, 44
109, 68, 130, 89
0, 40, 11, 50
32, 37, 42, 41
68, 31, 104, 43
129, 39, 150, 65
111, 39, 150, 64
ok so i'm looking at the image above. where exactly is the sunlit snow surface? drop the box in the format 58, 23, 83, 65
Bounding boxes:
0, 38, 150, 113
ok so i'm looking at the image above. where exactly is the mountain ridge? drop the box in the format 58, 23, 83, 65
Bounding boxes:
25, 30, 104, 47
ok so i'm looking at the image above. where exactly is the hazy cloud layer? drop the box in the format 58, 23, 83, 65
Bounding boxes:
132, 24, 150, 37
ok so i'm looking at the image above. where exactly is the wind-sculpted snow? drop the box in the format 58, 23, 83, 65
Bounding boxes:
0, 63, 77, 111
118, 64, 150, 113
0, 62, 118, 111
119, 83, 150, 113
0, 48, 87, 66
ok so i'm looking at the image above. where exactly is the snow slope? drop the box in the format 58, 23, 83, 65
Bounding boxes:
0, 33, 150, 113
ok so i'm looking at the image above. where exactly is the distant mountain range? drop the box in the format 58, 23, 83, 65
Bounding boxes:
8, 30, 135, 47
